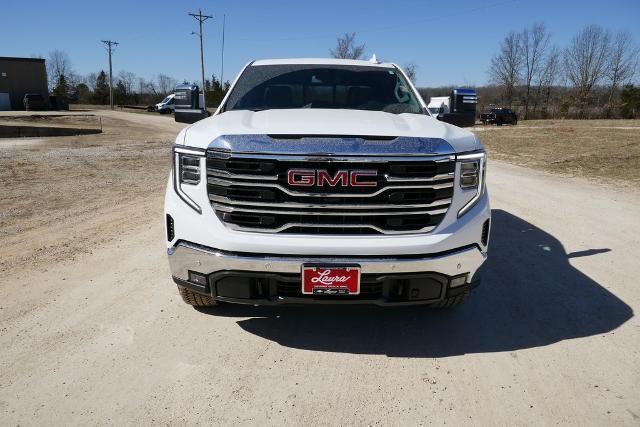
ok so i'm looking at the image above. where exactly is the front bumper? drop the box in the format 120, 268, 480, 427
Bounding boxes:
168, 241, 487, 306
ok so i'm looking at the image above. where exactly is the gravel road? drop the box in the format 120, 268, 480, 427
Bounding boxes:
1, 111, 638, 425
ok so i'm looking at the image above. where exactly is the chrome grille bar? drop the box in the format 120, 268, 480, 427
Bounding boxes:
213, 204, 450, 216
208, 194, 452, 210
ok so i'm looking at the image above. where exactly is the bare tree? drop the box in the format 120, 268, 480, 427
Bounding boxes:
157, 74, 177, 96
403, 63, 418, 83
86, 72, 98, 92
521, 23, 550, 118
533, 46, 561, 116
488, 31, 522, 107
47, 50, 73, 91
61, 71, 83, 99
118, 70, 137, 97
606, 30, 638, 111
330, 32, 366, 59
563, 24, 611, 113
139, 77, 158, 97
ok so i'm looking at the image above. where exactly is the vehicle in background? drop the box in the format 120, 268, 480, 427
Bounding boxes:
427, 96, 450, 116
165, 58, 490, 309
156, 94, 175, 114
23, 93, 48, 111
480, 108, 518, 126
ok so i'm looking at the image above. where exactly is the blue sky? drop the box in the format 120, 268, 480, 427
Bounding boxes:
2, 0, 639, 87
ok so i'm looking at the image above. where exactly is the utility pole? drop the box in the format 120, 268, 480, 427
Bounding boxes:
189, 9, 213, 109
101, 40, 119, 109
220, 14, 226, 91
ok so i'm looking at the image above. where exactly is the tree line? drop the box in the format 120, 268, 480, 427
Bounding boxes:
487, 23, 639, 119
44, 50, 230, 107
329, 28, 639, 119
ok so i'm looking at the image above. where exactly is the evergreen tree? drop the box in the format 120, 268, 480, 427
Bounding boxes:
93, 71, 110, 104
620, 84, 640, 119
206, 74, 227, 106
74, 83, 91, 104
114, 80, 127, 106
53, 74, 69, 98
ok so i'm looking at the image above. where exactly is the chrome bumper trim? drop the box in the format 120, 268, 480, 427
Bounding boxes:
168, 242, 487, 282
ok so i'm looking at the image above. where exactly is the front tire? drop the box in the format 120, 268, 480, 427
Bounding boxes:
178, 286, 218, 307
430, 290, 469, 308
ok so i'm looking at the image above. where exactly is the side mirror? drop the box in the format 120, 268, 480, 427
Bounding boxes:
174, 84, 210, 124
175, 109, 210, 124
437, 112, 475, 128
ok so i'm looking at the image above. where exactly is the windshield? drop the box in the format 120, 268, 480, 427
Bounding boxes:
161, 95, 172, 104
224, 64, 422, 114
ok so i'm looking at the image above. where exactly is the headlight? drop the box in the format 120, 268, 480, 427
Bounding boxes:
460, 160, 480, 188
173, 146, 205, 213
457, 152, 486, 217
179, 155, 201, 184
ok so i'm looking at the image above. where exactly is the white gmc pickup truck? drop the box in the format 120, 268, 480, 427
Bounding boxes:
165, 58, 490, 308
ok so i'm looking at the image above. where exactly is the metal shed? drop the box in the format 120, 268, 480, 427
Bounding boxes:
0, 57, 49, 110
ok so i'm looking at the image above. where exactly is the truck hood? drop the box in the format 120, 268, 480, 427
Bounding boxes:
178, 109, 482, 154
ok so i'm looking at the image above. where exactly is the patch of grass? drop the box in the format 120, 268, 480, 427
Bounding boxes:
477, 120, 640, 184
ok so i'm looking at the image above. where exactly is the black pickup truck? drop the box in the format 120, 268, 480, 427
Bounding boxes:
479, 108, 518, 126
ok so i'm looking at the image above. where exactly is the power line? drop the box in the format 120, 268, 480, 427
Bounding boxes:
101, 40, 119, 110
189, 9, 213, 109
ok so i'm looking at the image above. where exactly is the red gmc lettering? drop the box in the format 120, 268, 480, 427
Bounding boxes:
350, 170, 378, 187
287, 169, 315, 186
287, 169, 378, 187
318, 170, 348, 187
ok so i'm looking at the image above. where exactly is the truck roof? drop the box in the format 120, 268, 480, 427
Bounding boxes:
251, 58, 396, 68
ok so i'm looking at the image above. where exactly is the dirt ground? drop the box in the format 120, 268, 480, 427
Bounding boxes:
0, 111, 639, 425
0, 110, 179, 275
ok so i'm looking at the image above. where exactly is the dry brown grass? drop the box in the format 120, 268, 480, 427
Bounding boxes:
476, 119, 640, 184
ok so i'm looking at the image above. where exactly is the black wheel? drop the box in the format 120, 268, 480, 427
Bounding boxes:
178, 286, 218, 307
430, 290, 469, 308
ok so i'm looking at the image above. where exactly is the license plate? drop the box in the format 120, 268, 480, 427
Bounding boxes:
302, 265, 361, 295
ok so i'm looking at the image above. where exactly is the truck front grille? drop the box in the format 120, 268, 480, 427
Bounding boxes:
206, 152, 455, 235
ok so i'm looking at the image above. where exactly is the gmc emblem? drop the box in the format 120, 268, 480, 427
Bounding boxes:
287, 169, 378, 187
